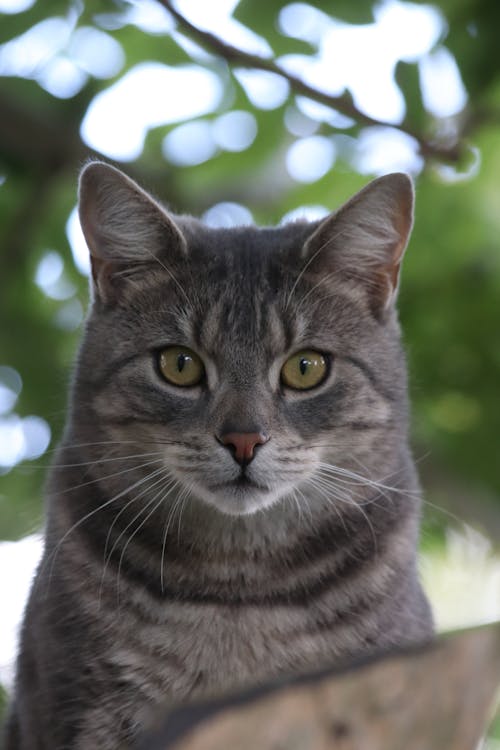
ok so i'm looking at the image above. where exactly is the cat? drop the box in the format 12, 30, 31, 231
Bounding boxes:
4, 163, 433, 749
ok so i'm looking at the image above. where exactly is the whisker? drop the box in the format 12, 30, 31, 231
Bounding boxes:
294, 272, 339, 314
420, 499, 466, 526
143, 247, 193, 310
314, 470, 390, 504
304, 477, 349, 534
21, 451, 166, 471
288, 488, 304, 526
107, 475, 177, 577
160, 480, 185, 592
307, 475, 378, 553
102, 469, 172, 571
46, 458, 165, 498
317, 461, 420, 499
176, 482, 194, 545
307, 475, 353, 504
44, 466, 167, 589
284, 226, 347, 311
23, 439, 180, 457
116, 495, 167, 604
314, 470, 394, 511
295, 485, 314, 525
309, 474, 373, 508
98, 469, 172, 607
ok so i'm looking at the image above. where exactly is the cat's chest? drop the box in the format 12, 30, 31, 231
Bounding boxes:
105, 600, 332, 703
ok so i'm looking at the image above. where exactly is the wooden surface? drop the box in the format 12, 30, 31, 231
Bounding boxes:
141, 623, 500, 750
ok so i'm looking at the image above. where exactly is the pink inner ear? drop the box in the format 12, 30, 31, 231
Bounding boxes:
370, 238, 406, 313
389, 262, 401, 292
377, 260, 402, 311
90, 257, 120, 304
78, 162, 190, 310
301, 174, 414, 316
90, 256, 108, 286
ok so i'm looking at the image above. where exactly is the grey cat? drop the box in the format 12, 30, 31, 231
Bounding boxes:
5, 163, 433, 749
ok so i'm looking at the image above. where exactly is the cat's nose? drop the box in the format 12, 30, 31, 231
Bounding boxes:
218, 432, 269, 465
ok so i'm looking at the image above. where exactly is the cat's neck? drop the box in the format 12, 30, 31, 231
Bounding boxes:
47, 437, 419, 608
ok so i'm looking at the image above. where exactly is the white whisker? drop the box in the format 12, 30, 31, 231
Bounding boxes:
49, 451, 166, 469
44, 464, 167, 590
160, 481, 187, 593
116, 495, 167, 603
143, 247, 193, 310
317, 461, 420, 500
288, 488, 304, 526
307, 475, 378, 553
99, 469, 174, 602
176, 482, 194, 545
46, 457, 165, 498
284, 226, 347, 311
304, 477, 349, 534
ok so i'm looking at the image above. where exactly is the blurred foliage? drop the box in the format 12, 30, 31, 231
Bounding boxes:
0, 0, 499, 547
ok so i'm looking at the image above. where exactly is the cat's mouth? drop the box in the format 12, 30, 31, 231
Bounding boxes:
198, 472, 276, 515
235, 470, 255, 486
218, 473, 266, 491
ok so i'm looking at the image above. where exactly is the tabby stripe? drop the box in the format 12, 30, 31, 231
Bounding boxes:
82, 352, 141, 391
98, 415, 163, 427
344, 355, 396, 402
92, 535, 388, 608
335, 420, 392, 430
68, 474, 409, 608
73, 480, 399, 568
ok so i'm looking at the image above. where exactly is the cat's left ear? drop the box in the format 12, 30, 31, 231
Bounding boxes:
78, 161, 187, 303
303, 173, 414, 316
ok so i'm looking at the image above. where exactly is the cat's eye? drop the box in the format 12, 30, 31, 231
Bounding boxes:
158, 346, 205, 387
281, 350, 328, 391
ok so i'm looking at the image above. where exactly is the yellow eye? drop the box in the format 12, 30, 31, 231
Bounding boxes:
281, 350, 328, 391
158, 346, 205, 387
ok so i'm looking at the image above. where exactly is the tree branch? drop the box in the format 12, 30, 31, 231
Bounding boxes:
157, 0, 463, 163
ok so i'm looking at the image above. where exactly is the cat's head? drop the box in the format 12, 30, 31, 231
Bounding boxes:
76, 162, 413, 516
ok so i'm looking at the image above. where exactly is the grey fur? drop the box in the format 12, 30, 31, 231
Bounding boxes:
5, 164, 433, 749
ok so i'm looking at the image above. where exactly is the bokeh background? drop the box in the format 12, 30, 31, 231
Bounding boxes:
0, 0, 499, 740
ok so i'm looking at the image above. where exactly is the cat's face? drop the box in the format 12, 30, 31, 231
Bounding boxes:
75, 163, 413, 517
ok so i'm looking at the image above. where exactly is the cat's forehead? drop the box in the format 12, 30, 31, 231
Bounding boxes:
191, 293, 291, 359
171, 218, 321, 311
145, 217, 367, 355
176, 217, 317, 260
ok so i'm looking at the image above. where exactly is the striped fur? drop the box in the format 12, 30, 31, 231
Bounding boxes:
5, 165, 433, 750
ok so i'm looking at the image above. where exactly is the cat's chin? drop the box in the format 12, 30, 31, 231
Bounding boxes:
193, 480, 282, 517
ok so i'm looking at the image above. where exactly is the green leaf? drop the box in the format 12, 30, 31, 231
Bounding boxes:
112, 25, 192, 70
394, 60, 428, 133
232, 1, 316, 56
234, 0, 374, 33
305, 0, 374, 24
0, 0, 70, 44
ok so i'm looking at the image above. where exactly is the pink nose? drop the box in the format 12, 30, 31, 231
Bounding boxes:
219, 432, 269, 464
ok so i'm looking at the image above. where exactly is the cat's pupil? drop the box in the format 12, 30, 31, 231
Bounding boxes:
299, 358, 308, 376
177, 354, 186, 372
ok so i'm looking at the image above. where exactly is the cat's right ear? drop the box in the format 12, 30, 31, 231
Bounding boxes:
78, 161, 187, 303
